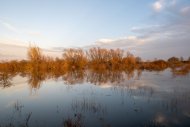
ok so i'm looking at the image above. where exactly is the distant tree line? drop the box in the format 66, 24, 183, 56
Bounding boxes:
0, 46, 190, 74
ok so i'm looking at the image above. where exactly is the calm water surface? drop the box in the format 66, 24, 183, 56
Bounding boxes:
0, 69, 190, 127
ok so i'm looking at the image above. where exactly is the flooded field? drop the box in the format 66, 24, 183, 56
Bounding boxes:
0, 69, 190, 127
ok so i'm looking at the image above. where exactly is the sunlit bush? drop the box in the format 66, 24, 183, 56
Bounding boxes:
63, 48, 87, 70
27, 46, 43, 63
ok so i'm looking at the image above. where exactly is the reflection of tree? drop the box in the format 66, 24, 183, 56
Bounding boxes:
86, 70, 125, 85
25, 69, 137, 88
86, 69, 136, 85
28, 69, 47, 90
1, 65, 190, 90
0, 72, 13, 88
124, 69, 135, 80
62, 70, 127, 85
62, 70, 85, 85
136, 69, 142, 80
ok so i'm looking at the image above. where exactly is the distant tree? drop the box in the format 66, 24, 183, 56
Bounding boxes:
188, 57, 190, 61
123, 52, 136, 68
136, 57, 142, 63
168, 57, 179, 63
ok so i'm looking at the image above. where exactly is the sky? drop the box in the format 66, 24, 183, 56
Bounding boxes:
0, 0, 190, 60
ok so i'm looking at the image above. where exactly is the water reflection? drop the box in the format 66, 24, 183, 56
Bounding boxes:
62, 70, 85, 85
63, 113, 84, 127
27, 71, 46, 90
0, 69, 190, 127
25, 69, 136, 90
86, 70, 125, 85
1, 68, 189, 91
71, 98, 107, 114
0, 72, 14, 88
0, 100, 32, 127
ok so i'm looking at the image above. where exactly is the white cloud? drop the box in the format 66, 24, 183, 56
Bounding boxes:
152, 0, 178, 12
85, 35, 151, 56
152, 0, 164, 12
126, 36, 137, 40
96, 38, 114, 45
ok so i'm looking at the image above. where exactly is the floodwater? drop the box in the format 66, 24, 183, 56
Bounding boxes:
0, 69, 190, 127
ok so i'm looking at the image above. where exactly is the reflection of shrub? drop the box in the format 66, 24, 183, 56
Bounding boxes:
0, 73, 12, 88
62, 70, 84, 85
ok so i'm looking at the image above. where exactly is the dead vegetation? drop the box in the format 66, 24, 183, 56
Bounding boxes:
0, 46, 190, 77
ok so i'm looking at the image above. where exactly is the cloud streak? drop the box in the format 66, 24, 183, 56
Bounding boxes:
0, 20, 19, 33
94, 36, 149, 49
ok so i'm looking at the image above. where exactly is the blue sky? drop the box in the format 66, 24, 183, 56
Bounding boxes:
0, 0, 190, 59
